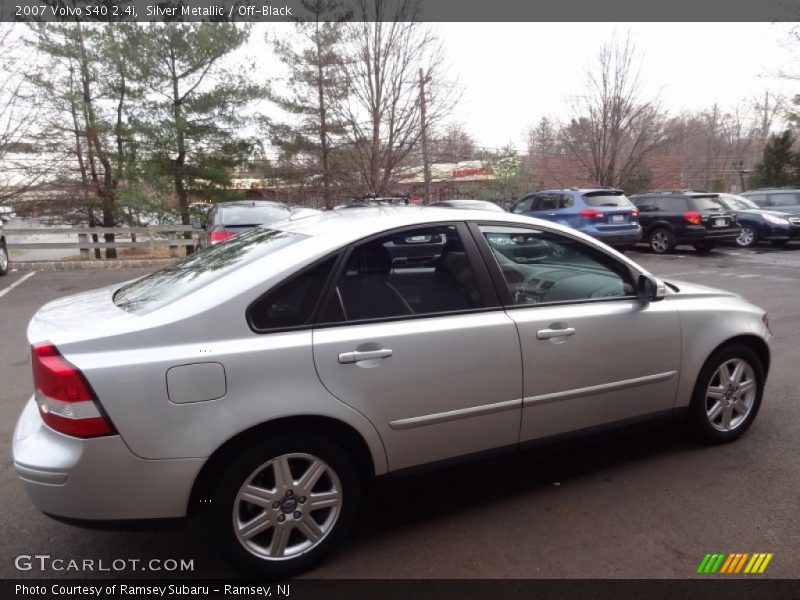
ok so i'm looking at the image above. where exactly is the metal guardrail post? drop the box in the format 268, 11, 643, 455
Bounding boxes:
78, 233, 90, 261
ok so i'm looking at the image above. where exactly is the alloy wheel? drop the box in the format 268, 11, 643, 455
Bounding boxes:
232, 452, 342, 561
704, 358, 757, 432
0, 245, 8, 273
650, 230, 671, 253
736, 226, 756, 247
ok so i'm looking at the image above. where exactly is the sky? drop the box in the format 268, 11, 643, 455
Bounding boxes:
249, 21, 799, 153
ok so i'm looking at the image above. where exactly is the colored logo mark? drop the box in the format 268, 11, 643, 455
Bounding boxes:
696, 553, 773, 574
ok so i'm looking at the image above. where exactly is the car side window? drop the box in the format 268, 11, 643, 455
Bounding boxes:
559, 194, 574, 209
512, 196, 534, 213
320, 225, 484, 323
535, 193, 559, 211
660, 197, 688, 212
249, 255, 339, 331
479, 225, 635, 305
769, 193, 799, 207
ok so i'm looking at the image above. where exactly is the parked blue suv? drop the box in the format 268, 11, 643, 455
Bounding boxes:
510, 188, 642, 251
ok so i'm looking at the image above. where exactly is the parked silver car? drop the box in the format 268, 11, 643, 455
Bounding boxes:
13, 207, 771, 577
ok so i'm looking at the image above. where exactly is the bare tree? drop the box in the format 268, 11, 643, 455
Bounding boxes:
0, 25, 44, 203
336, 0, 458, 195
561, 35, 670, 189
431, 122, 476, 163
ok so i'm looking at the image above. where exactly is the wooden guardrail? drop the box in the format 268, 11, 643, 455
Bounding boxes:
4, 226, 198, 260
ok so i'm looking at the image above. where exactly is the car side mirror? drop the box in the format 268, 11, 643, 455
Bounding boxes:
191, 219, 203, 230
637, 274, 666, 303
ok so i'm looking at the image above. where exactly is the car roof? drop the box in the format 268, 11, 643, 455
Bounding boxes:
217, 201, 290, 208
272, 206, 551, 241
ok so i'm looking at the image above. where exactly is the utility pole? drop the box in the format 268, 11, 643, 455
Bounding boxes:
419, 68, 432, 204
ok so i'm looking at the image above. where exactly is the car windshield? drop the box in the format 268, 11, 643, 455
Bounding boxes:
219, 204, 291, 226
113, 228, 306, 313
720, 195, 758, 210
581, 193, 632, 207
690, 196, 725, 211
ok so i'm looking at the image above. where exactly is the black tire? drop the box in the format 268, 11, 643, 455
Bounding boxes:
208, 433, 362, 578
735, 225, 759, 248
687, 345, 765, 444
0, 242, 8, 276
648, 228, 675, 254
693, 241, 717, 253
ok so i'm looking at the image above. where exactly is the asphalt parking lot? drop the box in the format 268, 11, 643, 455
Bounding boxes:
1, 244, 799, 579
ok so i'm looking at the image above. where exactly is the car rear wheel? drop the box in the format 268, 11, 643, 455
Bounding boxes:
0, 242, 8, 276
736, 225, 758, 248
693, 241, 717, 253
648, 228, 675, 254
208, 433, 361, 578
688, 345, 764, 444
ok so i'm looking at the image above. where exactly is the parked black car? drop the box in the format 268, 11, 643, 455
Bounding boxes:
194, 201, 318, 248
740, 187, 800, 214
714, 193, 800, 248
630, 191, 740, 254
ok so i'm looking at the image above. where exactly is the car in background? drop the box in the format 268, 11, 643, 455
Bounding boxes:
714, 193, 800, 248
429, 199, 505, 212
13, 206, 772, 577
194, 201, 319, 248
741, 188, 800, 214
509, 188, 641, 251
630, 191, 740, 254
0, 220, 8, 276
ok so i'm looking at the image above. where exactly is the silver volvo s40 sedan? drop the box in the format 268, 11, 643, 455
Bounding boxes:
13, 207, 771, 577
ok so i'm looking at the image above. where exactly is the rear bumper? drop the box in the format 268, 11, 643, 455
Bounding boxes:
12, 397, 204, 520
675, 226, 741, 243
590, 227, 642, 247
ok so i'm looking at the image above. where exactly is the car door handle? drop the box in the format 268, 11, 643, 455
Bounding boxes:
338, 349, 393, 364
536, 328, 576, 340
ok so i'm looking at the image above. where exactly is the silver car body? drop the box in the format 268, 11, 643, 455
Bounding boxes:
13, 207, 771, 520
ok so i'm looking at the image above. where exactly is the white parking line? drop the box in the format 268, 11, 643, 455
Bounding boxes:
0, 271, 35, 299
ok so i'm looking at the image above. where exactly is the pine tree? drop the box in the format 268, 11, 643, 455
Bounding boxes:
268, 1, 351, 209
748, 130, 799, 189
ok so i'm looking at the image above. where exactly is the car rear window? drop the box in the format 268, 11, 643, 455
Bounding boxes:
113, 228, 306, 313
581, 193, 632, 207
219, 204, 291, 226
689, 196, 725, 211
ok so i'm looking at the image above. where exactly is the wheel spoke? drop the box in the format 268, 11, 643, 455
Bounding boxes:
238, 512, 273, 540
738, 380, 755, 395
296, 459, 326, 494
269, 523, 291, 557
707, 401, 724, 422
718, 364, 732, 386
272, 455, 294, 492
730, 361, 745, 385
722, 406, 733, 430
240, 484, 278, 508
733, 400, 750, 415
296, 517, 324, 543
706, 386, 724, 401
308, 489, 341, 511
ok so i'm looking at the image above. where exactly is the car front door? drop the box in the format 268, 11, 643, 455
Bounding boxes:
312, 223, 523, 472
471, 223, 681, 443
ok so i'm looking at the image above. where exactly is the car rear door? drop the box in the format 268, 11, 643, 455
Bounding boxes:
312, 223, 524, 472
471, 223, 681, 443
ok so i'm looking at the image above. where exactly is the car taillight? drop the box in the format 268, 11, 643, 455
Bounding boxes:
683, 211, 702, 225
631, 207, 640, 218
579, 209, 603, 218
210, 230, 236, 244
31, 342, 116, 438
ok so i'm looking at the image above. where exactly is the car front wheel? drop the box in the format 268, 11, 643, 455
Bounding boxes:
649, 228, 675, 254
688, 345, 764, 444
0, 242, 8, 276
209, 433, 361, 578
736, 225, 758, 248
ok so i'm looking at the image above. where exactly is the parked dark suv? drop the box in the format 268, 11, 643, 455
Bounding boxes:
630, 191, 740, 254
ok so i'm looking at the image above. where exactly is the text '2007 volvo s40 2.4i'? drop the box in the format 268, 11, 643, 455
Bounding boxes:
13, 207, 772, 577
